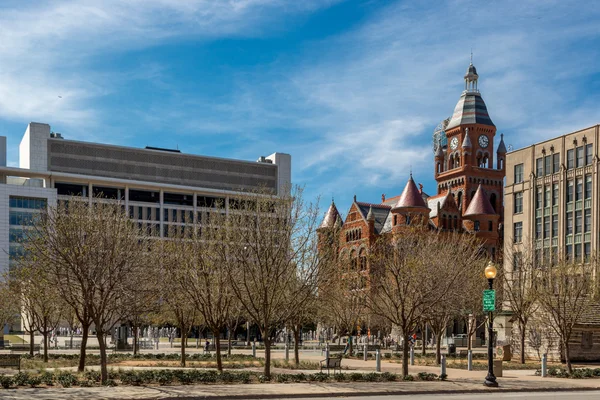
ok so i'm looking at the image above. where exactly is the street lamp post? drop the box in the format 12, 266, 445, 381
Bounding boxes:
484, 261, 498, 387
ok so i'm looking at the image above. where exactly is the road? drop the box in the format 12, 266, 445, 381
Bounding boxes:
280, 391, 600, 400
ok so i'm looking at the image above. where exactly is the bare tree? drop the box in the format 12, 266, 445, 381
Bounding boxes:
457, 269, 487, 351
502, 244, 538, 363
166, 213, 234, 372
368, 229, 484, 377
0, 276, 19, 347
157, 234, 200, 367
221, 187, 324, 378
534, 258, 593, 374
24, 198, 150, 383
13, 257, 62, 362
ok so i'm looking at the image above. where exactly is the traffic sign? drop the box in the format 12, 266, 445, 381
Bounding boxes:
483, 289, 495, 312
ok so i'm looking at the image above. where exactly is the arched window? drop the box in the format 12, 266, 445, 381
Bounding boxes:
488, 221, 493, 231
406, 214, 411, 225
454, 216, 458, 229
393, 215, 397, 225
359, 248, 367, 271
476, 154, 482, 167
455, 154, 460, 168
474, 221, 480, 231
449, 155, 454, 170
498, 158, 504, 170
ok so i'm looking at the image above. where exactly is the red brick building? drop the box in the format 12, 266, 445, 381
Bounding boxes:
318, 61, 506, 267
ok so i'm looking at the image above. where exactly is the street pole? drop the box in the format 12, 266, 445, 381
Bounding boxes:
484, 276, 498, 387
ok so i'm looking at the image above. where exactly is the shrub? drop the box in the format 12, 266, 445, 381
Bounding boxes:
139, 370, 155, 384
27, 375, 42, 388
333, 373, 346, 381
349, 373, 363, 382
384, 353, 392, 359
13, 372, 30, 386
364, 373, 379, 382
258, 374, 270, 383
380, 372, 397, 382
402, 374, 414, 381
439, 373, 448, 381
237, 371, 252, 384
104, 379, 117, 387
80, 380, 94, 387
120, 371, 143, 386
40, 371, 54, 386
593, 368, 600, 377
308, 373, 328, 382
275, 374, 290, 383
417, 372, 438, 381
220, 371, 235, 383
56, 372, 78, 388
156, 370, 174, 386
84, 370, 101, 383
0, 375, 13, 389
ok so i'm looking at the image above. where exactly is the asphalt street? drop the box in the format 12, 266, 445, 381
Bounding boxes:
280, 391, 600, 400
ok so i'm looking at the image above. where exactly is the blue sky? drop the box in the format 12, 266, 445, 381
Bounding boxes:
1, 0, 600, 217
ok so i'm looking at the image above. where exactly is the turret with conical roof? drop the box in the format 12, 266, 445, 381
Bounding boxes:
391, 175, 430, 231
462, 185, 499, 256
318, 199, 342, 230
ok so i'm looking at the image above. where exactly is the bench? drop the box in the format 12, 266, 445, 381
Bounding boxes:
0, 354, 20, 371
320, 355, 342, 375
10, 344, 40, 354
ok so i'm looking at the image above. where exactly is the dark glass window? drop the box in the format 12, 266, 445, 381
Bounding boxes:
576, 146, 584, 168
567, 149, 574, 169
552, 215, 558, 237
197, 196, 225, 208
514, 164, 524, 183
536, 158, 543, 176
553, 153, 560, 173
585, 175, 592, 199
586, 144, 593, 165
566, 180, 574, 203
129, 189, 159, 203
575, 211, 582, 234
536, 187, 542, 209
514, 192, 523, 213
566, 213, 573, 235
536, 217, 542, 239
576, 178, 583, 201
163, 192, 193, 206
513, 222, 522, 243
92, 186, 124, 200
585, 209, 592, 233
553, 183, 559, 206
56, 182, 87, 197
544, 155, 552, 176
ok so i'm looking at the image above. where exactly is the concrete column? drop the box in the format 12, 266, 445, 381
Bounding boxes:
285, 343, 289, 362
410, 347, 414, 365
252, 342, 256, 358
363, 344, 367, 361
376, 349, 381, 372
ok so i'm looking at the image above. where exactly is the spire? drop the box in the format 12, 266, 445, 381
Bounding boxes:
464, 59, 479, 93
319, 200, 342, 229
497, 133, 507, 154
446, 62, 494, 130
462, 127, 472, 149
367, 205, 375, 222
393, 176, 428, 209
464, 185, 496, 216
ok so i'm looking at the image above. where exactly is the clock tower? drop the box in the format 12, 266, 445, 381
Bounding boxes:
432, 61, 506, 249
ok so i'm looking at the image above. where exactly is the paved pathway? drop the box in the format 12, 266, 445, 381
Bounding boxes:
1, 378, 600, 400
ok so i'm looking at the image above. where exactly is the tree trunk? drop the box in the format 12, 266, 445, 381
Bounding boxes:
214, 329, 223, 372
421, 323, 427, 356
133, 326, 139, 356
180, 329, 187, 367
78, 323, 89, 372
227, 327, 232, 357
263, 336, 272, 378
293, 325, 300, 366
348, 334, 353, 356
520, 320, 526, 364
43, 331, 49, 363
29, 330, 35, 356
97, 331, 108, 384
402, 333, 409, 377
564, 338, 572, 374
436, 332, 442, 365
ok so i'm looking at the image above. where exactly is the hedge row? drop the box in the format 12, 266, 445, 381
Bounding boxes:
535, 367, 600, 379
20, 353, 256, 361
0, 370, 444, 389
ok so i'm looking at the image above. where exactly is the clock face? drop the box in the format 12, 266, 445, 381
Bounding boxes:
450, 137, 459, 150
478, 135, 489, 148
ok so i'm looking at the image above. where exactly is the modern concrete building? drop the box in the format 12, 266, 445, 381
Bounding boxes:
0, 122, 291, 275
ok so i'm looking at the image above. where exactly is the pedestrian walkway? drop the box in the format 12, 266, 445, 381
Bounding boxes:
1, 377, 600, 400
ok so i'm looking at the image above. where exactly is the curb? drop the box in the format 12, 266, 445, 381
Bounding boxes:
136, 386, 600, 400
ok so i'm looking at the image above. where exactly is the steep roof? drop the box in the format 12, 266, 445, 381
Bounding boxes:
319, 201, 342, 229
464, 185, 496, 216
356, 202, 390, 234
446, 92, 495, 130
393, 176, 428, 209
497, 133, 507, 154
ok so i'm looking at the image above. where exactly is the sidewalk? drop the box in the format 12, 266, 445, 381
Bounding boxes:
1, 377, 600, 400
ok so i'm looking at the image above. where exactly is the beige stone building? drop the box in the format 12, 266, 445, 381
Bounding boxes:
504, 123, 600, 361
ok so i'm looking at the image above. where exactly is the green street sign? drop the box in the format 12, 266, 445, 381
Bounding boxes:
483, 289, 496, 312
